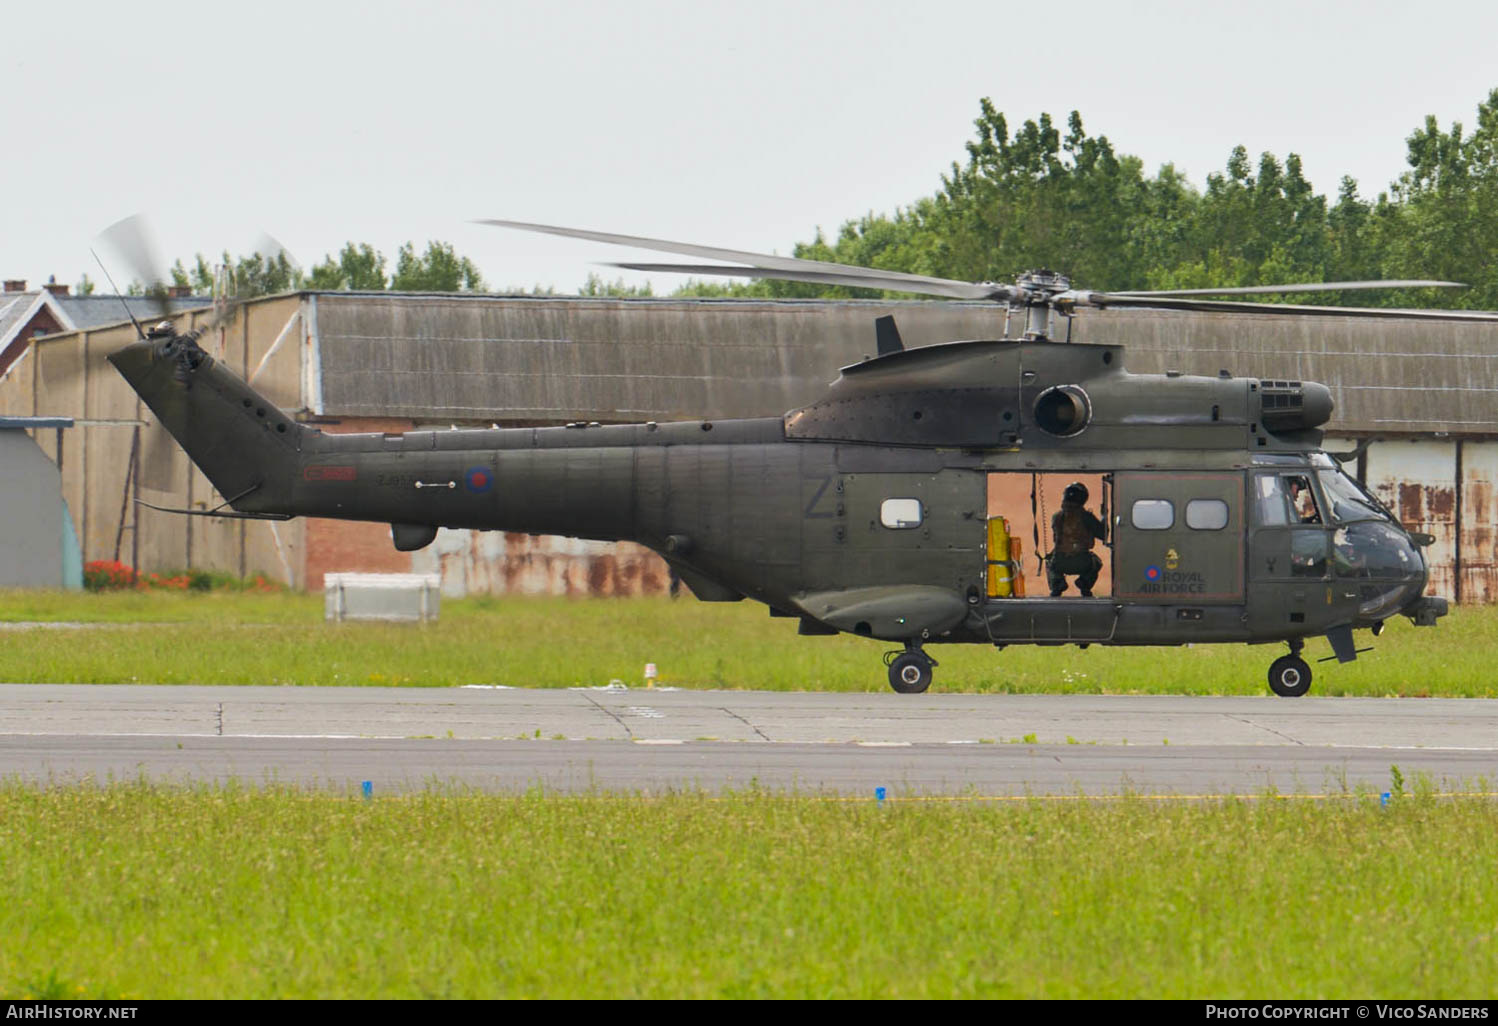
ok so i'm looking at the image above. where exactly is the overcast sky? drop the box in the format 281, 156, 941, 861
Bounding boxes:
6, 0, 1498, 295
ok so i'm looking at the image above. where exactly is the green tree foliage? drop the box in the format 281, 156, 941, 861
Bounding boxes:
169, 256, 214, 295
157, 241, 488, 298
577, 273, 653, 298
307, 244, 388, 291
391, 241, 485, 292
166, 251, 295, 299
674, 90, 1498, 311
1377, 88, 1498, 309
228, 251, 302, 299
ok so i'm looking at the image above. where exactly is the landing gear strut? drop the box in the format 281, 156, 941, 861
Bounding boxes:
885, 643, 936, 694
1268, 640, 1312, 698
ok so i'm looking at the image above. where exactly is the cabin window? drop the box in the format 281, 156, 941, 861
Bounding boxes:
880, 498, 924, 529
1185, 499, 1229, 531
1130, 499, 1174, 530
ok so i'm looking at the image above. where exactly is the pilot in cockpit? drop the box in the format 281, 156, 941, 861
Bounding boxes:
1287, 477, 1322, 524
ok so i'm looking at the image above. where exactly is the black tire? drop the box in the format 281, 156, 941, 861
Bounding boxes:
888, 652, 934, 694
1268, 655, 1312, 698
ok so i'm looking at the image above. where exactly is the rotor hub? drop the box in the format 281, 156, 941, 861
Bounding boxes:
1015, 269, 1072, 299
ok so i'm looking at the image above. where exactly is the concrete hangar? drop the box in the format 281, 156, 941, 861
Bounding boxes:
0, 288, 1494, 602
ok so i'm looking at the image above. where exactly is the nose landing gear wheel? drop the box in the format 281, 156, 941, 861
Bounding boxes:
1268, 654, 1312, 698
886, 651, 934, 694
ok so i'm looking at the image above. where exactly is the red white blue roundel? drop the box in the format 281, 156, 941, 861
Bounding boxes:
1144, 565, 1162, 581
465, 466, 494, 493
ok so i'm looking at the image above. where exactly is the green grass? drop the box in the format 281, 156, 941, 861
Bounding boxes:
1, 782, 1494, 998
2, 590, 1497, 695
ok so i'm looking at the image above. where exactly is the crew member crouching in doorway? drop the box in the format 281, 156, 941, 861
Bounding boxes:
1047, 482, 1106, 597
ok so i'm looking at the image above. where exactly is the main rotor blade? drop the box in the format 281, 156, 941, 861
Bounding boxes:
1107, 280, 1467, 298
478, 219, 1008, 300
1081, 292, 1498, 322
606, 261, 1001, 301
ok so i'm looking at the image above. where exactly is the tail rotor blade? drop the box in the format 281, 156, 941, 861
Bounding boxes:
97, 213, 171, 322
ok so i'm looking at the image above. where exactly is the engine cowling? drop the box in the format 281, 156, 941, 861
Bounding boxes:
1256, 379, 1333, 433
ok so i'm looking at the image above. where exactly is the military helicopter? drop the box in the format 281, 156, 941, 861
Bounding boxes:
107, 220, 1498, 696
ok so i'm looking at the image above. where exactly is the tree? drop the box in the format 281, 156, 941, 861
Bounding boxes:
1377, 88, 1498, 309
390, 241, 485, 292
225, 250, 301, 299
307, 243, 388, 291
578, 273, 653, 297
169, 256, 214, 295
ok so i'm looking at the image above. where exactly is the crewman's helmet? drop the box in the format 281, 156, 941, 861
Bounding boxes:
1063, 482, 1089, 505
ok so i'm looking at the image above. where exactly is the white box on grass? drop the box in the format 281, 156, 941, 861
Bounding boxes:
324, 573, 441, 623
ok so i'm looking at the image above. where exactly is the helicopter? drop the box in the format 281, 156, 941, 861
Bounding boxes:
106, 220, 1498, 696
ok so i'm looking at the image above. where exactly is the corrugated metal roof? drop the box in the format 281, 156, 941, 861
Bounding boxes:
312, 293, 1007, 422
53, 294, 210, 330
1078, 308, 1498, 434
310, 292, 1498, 434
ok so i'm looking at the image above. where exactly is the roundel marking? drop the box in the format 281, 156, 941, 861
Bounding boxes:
1144, 565, 1162, 581
465, 466, 494, 494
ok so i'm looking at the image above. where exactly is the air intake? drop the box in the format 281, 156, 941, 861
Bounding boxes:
1033, 384, 1092, 437
1257, 379, 1333, 432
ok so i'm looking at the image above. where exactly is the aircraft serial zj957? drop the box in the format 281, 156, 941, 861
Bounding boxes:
107, 220, 1498, 695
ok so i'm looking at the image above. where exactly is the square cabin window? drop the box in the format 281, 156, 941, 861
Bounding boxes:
1131, 499, 1174, 530
1185, 498, 1230, 531
880, 498, 923, 529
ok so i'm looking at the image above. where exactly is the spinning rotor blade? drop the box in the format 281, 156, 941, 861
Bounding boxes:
481, 217, 1497, 325
97, 213, 172, 327
1107, 280, 1467, 297
478, 219, 1010, 301
1078, 292, 1498, 323
606, 261, 999, 300
98, 214, 168, 294
138, 417, 180, 492
251, 231, 303, 273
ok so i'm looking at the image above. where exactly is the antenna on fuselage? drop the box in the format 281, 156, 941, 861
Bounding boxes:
90, 249, 146, 341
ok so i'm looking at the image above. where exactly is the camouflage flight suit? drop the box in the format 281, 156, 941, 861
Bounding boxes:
1047, 500, 1106, 597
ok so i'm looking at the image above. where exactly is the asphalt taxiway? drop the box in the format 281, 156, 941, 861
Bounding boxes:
2, 684, 1495, 796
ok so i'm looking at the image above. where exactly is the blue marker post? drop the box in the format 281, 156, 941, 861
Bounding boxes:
362, 780, 373, 801
1380, 791, 1391, 807
875, 786, 887, 805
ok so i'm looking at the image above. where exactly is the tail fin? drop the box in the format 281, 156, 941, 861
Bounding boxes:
109, 331, 303, 514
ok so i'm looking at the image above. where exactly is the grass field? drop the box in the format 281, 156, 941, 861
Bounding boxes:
2, 782, 1494, 999
1, 590, 1496, 695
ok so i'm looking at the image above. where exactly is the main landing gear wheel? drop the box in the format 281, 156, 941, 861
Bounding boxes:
886, 650, 934, 694
1268, 654, 1312, 698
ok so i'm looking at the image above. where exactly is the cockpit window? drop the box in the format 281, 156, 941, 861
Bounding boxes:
1334, 522, 1420, 579
1285, 475, 1322, 524
1252, 475, 1292, 526
1316, 468, 1388, 524
1253, 474, 1322, 526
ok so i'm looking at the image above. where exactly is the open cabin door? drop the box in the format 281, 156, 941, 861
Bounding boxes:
1113, 472, 1245, 603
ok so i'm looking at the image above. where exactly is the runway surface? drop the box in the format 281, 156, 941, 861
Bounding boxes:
3, 684, 1496, 796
